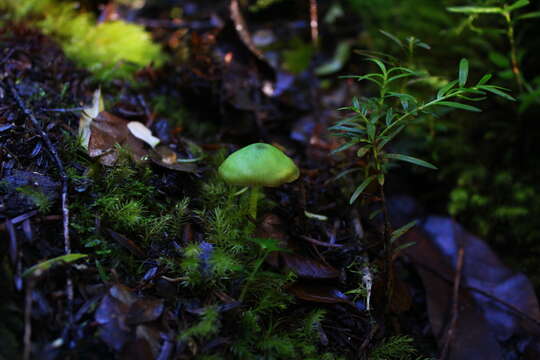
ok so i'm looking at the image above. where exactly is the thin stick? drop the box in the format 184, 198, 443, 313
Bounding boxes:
379, 184, 393, 313
299, 235, 344, 248
41, 107, 84, 113
440, 245, 465, 360
23, 277, 34, 360
309, 0, 319, 47
137, 94, 154, 128
8, 80, 73, 315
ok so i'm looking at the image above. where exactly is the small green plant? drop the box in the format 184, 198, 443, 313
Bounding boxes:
448, 0, 539, 94
331, 53, 513, 309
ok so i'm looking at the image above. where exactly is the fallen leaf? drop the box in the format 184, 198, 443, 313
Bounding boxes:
389, 195, 540, 359
281, 253, 339, 279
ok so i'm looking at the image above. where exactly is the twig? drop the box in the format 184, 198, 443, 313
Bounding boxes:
23, 276, 35, 360
8, 80, 73, 315
299, 235, 344, 248
359, 323, 379, 353
137, 94, 154, 128
41, 107, 84, 113
230, 0, 266, 62
440, 245, 465, 360
309, 0, 319, 47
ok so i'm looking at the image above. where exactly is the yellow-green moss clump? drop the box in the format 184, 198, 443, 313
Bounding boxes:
2, 0, 167, 82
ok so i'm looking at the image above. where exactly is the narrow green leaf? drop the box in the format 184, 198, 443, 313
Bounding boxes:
379, 30, 403, 48
488, 52, 510, 68
458, 58, 469, 87
378, 125, 405, 150
369, 209, 383, 220
387, 92, 417, 102
436, 101, 482, 112
334, 116, 362, 126
23, 254, 88, 277
367, 123, 376, 142
437, 80, 459, 99
385, 153, 438, 169
249, 237, 287, 252
334, 167, 362, 181
455, 95, 486, 102
506, 0, 529, 13
416, 41, 431, 50
388, 66, 418, 75
366, 58, 387, 75
385, 108, 394, 126
477, 74, 492, 85
354, 76, 383, 87
350, 175, 376, 204
447, 5, 503, 14
393, 241, 417, 253
400, 98, 409, 111
480, 86, 516, 101
391, 220, 418, 243
330, 141, 357, 154
516, 11, 540, 21
329, 125, 365, 134
352, 96, 360, 109
388, 72, 416, 83
357, 146, 371, 158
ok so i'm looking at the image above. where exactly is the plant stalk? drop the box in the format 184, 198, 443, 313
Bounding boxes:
248, 186, 260, 220
239, 251, 267, 302
379, 183, 394, 313
504, 12, 524, 92
372, 147, 393, 313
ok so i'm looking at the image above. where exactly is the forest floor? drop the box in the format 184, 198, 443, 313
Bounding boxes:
2, 1, 540, 359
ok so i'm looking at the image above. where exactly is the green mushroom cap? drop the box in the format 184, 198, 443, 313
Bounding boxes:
218, 143, 299, 187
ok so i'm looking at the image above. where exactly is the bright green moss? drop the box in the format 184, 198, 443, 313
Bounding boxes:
3, 0, 167, 82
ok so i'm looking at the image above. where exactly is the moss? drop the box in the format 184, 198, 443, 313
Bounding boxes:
369, 335, 426, 360
15, 185, 52, 213
68, 147, 188, 275
168, 153, 344, 358
179, 307, 221, 341
2, 0, 167, 82
282, 39, 315, 75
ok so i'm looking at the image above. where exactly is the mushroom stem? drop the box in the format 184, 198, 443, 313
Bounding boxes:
248, 186, 261, 220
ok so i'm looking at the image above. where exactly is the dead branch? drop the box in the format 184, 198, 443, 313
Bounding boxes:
8, 79, 74, 317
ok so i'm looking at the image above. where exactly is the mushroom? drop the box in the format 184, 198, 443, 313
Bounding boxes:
218, 143, 299, 219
